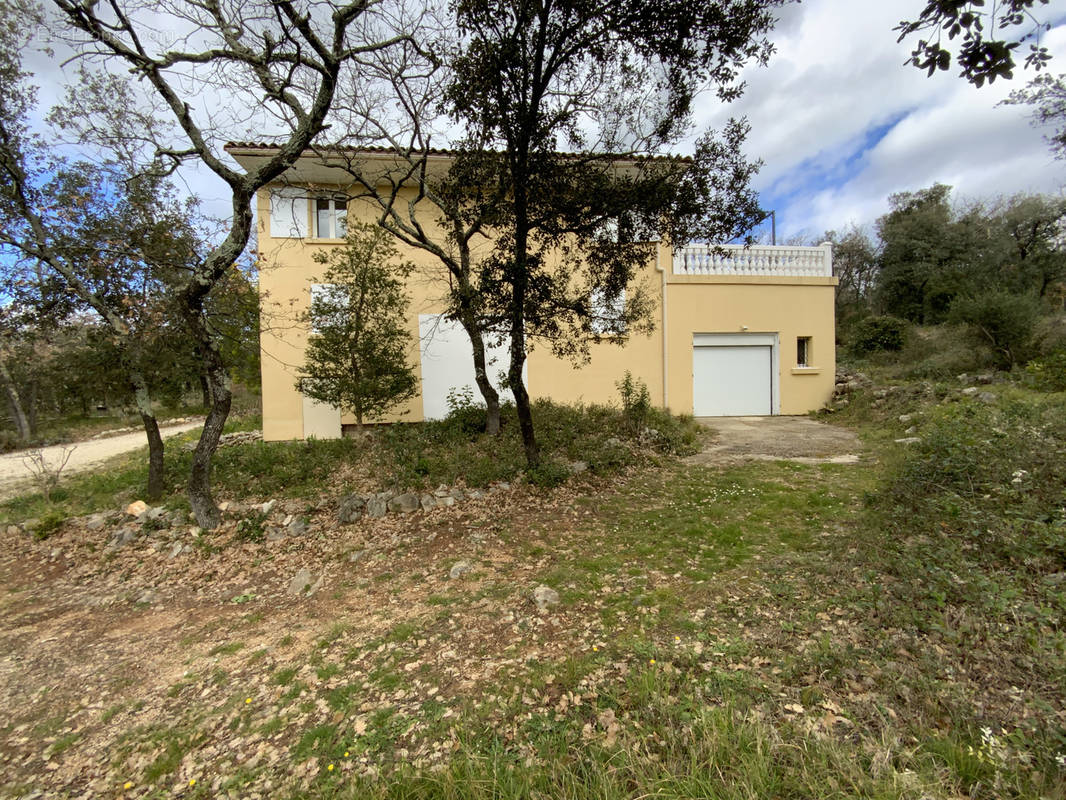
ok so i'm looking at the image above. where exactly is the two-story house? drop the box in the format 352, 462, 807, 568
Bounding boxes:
225, 144, 837, 441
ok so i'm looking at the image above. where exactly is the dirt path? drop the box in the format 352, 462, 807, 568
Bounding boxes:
0, 421, 203, 501
687, 415, 862, 466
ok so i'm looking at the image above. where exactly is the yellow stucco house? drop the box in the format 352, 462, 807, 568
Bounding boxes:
226, 144, 837, 441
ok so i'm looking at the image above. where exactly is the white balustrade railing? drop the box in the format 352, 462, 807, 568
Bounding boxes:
673, 242, 833, 277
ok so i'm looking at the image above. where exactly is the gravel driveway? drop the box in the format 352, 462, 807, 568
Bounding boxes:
686, 415, 862, 466
0, 421, 204, 501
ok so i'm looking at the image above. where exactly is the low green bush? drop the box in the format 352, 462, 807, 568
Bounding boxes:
847, 315, 908, 356
875, 395, 1066, 575
1024, 350, 1066, 392
949, 291, 1043, 369
525, 459, 570, 488
616, 371, 651, 436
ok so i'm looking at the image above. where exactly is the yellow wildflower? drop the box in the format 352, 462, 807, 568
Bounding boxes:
327, 763, 335, 772
123, 782, 133, 790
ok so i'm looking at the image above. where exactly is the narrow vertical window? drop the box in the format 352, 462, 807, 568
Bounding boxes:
797, 336, 812, 367
315, 197, 348, 238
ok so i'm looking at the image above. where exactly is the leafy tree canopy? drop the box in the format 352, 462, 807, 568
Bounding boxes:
897, 0, 1053, 87
298, 223, 418, 429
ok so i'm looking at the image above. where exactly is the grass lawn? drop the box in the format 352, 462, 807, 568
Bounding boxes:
0, 387, 1063, 798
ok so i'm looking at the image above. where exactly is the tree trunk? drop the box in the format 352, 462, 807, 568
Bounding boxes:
199, 371, 213, 408
460, 312, 501, 435
185, 309, 232, 530
510, 355, 538, 467
130, 369, 165, 501
509, 179, 538, 468
0, 354, 31, 443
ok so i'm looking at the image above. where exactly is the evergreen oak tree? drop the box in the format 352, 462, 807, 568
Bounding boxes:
298, 223, 418, 432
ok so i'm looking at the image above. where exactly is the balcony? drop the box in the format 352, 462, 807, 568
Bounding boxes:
673, 243, 833, 278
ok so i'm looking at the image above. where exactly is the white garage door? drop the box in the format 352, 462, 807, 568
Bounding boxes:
419, 315, 520, 420
693, 334, 776, 416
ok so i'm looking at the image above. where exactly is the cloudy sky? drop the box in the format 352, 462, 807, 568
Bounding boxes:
23, 0, 1066, 244
697, 0, 1066, 242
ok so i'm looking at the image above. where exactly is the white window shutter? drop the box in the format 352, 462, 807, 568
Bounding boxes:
269, 187, 308, 238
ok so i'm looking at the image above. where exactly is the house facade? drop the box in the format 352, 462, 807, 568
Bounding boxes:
226, 145, 837, 441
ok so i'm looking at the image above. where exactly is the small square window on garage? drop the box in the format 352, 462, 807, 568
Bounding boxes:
797, 336, 812, 367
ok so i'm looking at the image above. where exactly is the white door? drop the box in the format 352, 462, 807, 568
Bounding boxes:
693, 340, 774, 416
418, 315, 520, 420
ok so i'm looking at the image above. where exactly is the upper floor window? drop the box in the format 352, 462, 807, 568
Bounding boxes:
316, 197, 348, 239
590, 287, 626, 336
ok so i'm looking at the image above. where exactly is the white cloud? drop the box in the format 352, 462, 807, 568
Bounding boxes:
693, 0, 1066, 239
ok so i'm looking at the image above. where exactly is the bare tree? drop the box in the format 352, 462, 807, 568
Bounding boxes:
41, 0, 425, 527
291, 36, 511, 435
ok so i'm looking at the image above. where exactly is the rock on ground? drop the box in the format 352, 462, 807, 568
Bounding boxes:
533, 584, 560, 612
449, 560, 473, 580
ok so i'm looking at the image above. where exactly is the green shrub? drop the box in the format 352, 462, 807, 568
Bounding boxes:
235, 511, 268, 542
876, 395, 1066, 572
33, 510, 68, 540
616, 371, 651, 435
0, 430, 21, 452
443, 386, 488, 437
1024, 350, 1066, 392
948, 291, 1043, 369
525, 459, 570, 488
847, 315, 908, 356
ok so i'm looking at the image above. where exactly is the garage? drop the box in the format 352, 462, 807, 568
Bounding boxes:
692, 333, 778, 416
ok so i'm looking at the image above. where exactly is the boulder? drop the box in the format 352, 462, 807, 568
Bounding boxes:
110, 527, 139, 548
84, 512, 110, 531
439, 496, 456, 507
124, 500, 148, 517
568, 461, 589, 475
143, 506, 167, 522
533, 584, 560, 612
449, 560, 473, 580
420, 494, 437, 512
387, 493, 421, 514
287, 518, 308, 537
977, 392, 996, 404
366, 494, 388, 518
894, 437, 921, 445
287, 569, 317, 596
961, 387, 979, 396
338, 494, 367, 524
260, 499, 277, 516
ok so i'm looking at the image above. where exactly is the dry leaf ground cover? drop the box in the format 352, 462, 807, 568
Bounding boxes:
0, 390, 1064, 799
